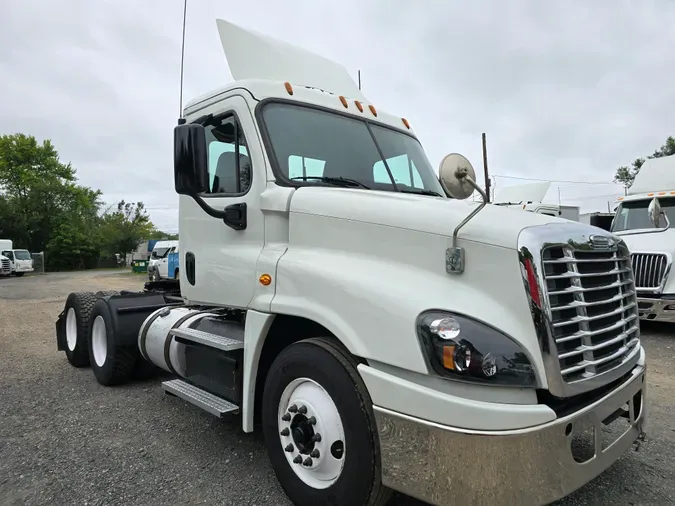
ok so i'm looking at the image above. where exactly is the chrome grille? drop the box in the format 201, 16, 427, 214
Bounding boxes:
631, 252, 668, 290
542, 245, 640, 384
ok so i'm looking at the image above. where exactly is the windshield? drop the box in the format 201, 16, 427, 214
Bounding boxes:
14, 250, 31, 260
151, 247, 170, 259
260, 103, 446, 196
611, 197, 675, 232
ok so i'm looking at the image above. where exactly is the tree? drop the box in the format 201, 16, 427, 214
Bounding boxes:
614, 136, 675, 188
99, 201, 154, 258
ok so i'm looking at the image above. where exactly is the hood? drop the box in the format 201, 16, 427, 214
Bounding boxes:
616, 227, 675, 254
289, 187, 563, 249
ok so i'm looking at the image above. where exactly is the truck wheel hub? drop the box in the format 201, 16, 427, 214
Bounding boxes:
278, 377, 346, 489
91, 315, 107, 367
65, 307, 77, 351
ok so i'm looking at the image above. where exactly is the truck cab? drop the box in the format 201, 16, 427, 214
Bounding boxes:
147, 240, 178, 281
0, 239, 33, 277
54, 19, 646, 506
611, 155, 675, 322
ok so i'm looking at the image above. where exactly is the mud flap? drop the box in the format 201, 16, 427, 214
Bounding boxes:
55, 309, 66, 351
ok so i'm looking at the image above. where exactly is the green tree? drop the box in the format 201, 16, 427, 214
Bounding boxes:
614, 136, 675, 188
99, 201, 154, 258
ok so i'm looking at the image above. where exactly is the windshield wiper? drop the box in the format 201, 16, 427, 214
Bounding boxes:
291, 176, 370, 189
399, 189, 443, 197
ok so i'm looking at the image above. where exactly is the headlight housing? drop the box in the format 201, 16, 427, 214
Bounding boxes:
416, 310, 538, 387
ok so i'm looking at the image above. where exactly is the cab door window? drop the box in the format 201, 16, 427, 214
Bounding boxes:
205, 115, 252, 195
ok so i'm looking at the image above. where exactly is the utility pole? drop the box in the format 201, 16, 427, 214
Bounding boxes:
482, 133, 490, 203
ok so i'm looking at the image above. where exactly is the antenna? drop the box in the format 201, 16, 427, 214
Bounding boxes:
358, 70, 361, 90
178, 0, 188, 123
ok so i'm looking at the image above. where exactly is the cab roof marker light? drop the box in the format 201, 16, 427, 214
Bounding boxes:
402, 118, 410, 129
284, 82, 294, 95
339, 95, 348, 108
368, 104, 377, 116
354, 100, 364, 112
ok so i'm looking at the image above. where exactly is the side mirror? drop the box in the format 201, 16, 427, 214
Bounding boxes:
648, 197, 662, 228
174, 123, 209, 196
438, 153, 478, 200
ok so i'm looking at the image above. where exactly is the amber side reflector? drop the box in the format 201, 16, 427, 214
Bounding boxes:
354, 100, 364, 112
259, 274, 272, 286
368, 105, 377, 116
339, 96, 348, 108
659, 192, 666, 195
284, 82, 293, 95
402, 118, 410, 129
442, 345, 456, 370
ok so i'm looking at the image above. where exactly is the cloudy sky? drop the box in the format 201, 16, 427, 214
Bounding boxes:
2, 0, 674, 231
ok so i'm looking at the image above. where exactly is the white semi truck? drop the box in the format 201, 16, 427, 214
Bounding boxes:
611, 153, 675, 323
494, 181, 581, 221
54, 20, 646, 506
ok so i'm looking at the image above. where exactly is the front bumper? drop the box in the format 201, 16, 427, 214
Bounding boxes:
637, 295, 675, 322
374, 364, 646, 506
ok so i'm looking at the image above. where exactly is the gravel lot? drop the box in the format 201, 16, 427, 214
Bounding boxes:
1, 271, 674, 506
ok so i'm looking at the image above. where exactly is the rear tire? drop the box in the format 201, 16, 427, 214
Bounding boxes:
87, 299, 137, 386
262, 337, 391, 506
152, 269, 161, 282
95, 290, 119, 298
14, 272, 24, 277
63, 292, 97, 367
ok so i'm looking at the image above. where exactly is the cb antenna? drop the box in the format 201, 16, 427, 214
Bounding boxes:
178, 0, 188, 124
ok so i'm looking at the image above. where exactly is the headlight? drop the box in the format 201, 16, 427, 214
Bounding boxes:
416, 310, 538, 387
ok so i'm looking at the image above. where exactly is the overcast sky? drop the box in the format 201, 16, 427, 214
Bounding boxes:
1, 0, 674, 231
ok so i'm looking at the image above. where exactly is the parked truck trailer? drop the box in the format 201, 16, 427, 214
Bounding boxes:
55, 19, 646, 506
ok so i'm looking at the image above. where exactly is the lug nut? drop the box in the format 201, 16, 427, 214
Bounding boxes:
281, 413, 291, 422
302, 457, 313, 467
293, 455, 302, 464
288, 404, 298, 413
310, 449, 320, 458
312, 433, 322, 442
280, 428, 290, 436
298, 405, 307, 414
308, 416, 316, 425
285, 444, 294, 452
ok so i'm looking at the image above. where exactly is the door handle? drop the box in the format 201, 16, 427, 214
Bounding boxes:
223, 203, 247, 230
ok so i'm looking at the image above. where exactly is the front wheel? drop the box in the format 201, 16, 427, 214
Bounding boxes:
14, 272, 24, 277
262, 337, 391, 506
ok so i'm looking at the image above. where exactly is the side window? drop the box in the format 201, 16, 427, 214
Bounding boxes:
2, 251, 13, 260
373, 154, 423, 188
288, 155, 326, 180
206, 115, 252, 194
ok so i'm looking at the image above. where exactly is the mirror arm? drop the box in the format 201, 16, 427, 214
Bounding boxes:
452, 175, 488, 249
190, 194, 228, 220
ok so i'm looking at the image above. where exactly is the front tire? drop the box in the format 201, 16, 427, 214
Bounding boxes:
262, 337, 390, 506
14, 272, 24, 277
63, 292, 97, 367
87, 299, 137, 386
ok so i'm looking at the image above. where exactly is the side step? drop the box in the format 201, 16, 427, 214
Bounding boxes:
162, 379, 239, 417
170, 327, 243, 352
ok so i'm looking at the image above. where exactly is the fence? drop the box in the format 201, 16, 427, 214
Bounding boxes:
31, 252, 45, 274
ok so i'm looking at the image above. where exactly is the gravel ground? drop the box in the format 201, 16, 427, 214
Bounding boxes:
0, 271, 674, 506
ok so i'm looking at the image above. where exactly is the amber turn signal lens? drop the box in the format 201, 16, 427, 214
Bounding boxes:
259, 274, 272, 286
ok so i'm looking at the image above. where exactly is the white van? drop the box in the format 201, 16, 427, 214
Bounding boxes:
147, 240, 178, 281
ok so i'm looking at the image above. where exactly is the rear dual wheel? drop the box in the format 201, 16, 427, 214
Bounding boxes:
262, 338, 391, 506
63, 292, 98, 367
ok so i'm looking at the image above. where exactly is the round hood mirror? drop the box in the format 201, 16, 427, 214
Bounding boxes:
439, 153, 476, 200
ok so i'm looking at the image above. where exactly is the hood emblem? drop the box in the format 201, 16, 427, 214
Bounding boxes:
589, 234, 617, 250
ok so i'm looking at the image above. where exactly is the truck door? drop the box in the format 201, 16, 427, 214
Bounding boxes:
179, 95, 265, 308
167, 247, 179, 279
158, 249, 170, 278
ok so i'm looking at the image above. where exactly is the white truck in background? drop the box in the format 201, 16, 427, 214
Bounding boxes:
611, 153, 675, 323
494, 181, 581, 221
54, 19, 646, 506
147, 240, 179, 281
0, 239, 34, 277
